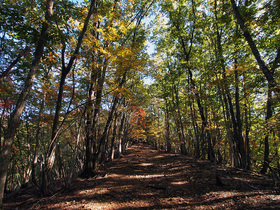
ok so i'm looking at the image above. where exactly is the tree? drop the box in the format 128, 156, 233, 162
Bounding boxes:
0, 0, 54, 206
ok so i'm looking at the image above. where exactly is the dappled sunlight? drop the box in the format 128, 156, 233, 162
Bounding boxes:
138, 162, 153, 166
77, 188, 105, 195
154, 155, 166, 159
171, 180, 189, 185
83, 200, 153, 209
105, 173, 165, 180
5, 143, 279, 209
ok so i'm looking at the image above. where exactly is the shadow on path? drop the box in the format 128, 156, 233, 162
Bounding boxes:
4, 143, 280, 209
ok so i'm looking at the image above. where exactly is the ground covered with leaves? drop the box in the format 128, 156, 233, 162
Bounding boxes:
4, 143, 280, 209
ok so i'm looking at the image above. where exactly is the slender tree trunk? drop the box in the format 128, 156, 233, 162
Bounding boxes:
261, 84, 273, 174
116, 113, 125, 158
110, 113, 118, 161
174, 84, 187, 155
170, 80, 186, 155
31, 81, 47, 186
234, 56, 246, 168
244, 98, 251, 170
69, 114, 83, 183
190, 101, 200, 158
174, 12, 215, 160
164, 99, 171, 153
56, 143, 65, 180
0, 0, 54, 206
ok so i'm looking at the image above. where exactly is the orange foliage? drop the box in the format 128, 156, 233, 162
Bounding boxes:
130, 106, 146, 129
0, 87, 15, 108
0, 143, 20, 151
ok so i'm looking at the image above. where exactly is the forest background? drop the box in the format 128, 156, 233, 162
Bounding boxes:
0, 0, 279, 207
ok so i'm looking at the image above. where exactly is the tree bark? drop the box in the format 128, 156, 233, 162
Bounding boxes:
244, 97, 251, 170
261, 84, 273, 174
164, 99, 171, 153
110, 113, 118, 161
31, 84, 47, 186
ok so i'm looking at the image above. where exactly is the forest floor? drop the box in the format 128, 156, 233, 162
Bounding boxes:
4, 143, 280, 209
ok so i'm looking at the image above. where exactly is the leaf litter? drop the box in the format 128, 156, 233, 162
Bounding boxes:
4, 143, 280, 209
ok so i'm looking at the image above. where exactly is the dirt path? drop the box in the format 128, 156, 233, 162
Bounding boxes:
4, 143, 280, 209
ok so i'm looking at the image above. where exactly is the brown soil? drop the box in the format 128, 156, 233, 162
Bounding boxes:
4, 143, 280, 209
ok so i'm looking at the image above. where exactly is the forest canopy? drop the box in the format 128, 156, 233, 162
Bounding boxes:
0, 0, 279, 206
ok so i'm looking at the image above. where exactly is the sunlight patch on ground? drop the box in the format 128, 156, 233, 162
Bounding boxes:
106, 173, 165, 179
171, 181, 189, 185
138, 192, 157, 196
84, 200, 152, 209
139, 163, 153, 166
78, 188, 109, 195
154, 155, 165, 158
129, 174, 165, 179
160, 197, 191, 205
167, 166, 190, 171
200, 191, 280, 209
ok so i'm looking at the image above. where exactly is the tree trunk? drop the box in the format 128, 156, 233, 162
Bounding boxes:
215, 8, 246, 167
116, 113, 125, 158
82, 20, 102, 178
164, 99, 171, 153
261, 84, 273, 174
31, 80, 47, 186
174, 84, 187, 155
82, 60, 107, 177
94, 71, 126, 171
110, 113, 118, 160
234, 56, 246, 168
244, 98, 251, 170
0, 0, 54, 206
69, 115, 83, 184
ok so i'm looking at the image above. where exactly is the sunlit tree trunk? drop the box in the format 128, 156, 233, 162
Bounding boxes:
110, 113, 118, 160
